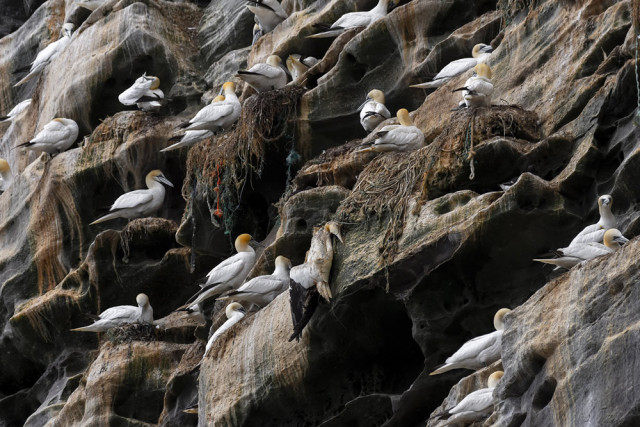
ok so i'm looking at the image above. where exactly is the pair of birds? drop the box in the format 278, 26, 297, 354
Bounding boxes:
534, 195, 629, 269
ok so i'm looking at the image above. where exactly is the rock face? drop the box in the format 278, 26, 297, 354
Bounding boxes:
1, 0, 640, 426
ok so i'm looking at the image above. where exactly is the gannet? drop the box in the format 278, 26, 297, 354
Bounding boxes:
219, 255, 292, 308
0, 159, 12, 193
118, 73, 164, 111
0, 99, 31, 122
569, 195, 616, 246
533, 228, 628, 269
357, 109, 425, 153
359, 89, 391, 133
77, 0, 104, 11
252, 23, 263, 45
453, 64, 493, 108
410, 44, 494, 89
179, 82, 241, 132
307, 0, 391, 38
178, 234, 257, 313
438, 371, 504, 426
202, 302, 246, 360
286, 54, 318, 84
430, 308, 511, 375
14, 23, 74, 87
15, 118, 79, 155
162, 95, 226, 152
246, 0, 288, 33
289, 222, 343, 341
236, 55, 288, 92
70, 293, 153, 332
90, 170, 173, 224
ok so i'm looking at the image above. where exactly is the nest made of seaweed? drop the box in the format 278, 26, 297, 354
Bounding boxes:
336, 105, 539, 267
106, 322, 157, 344
184, 84, 307, 233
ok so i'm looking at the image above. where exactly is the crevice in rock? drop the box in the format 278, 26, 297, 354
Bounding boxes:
531, 377, 557, 411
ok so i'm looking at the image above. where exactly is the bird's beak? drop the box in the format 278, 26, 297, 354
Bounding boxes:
602, 199, 611, 206
357, 97, 372, 111
480, 45, 494, 53
327, 222, 343, 243
156, 175, 174, 187
614, 235, 629, 245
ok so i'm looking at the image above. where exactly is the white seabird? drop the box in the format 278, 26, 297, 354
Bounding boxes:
179, 82, 241, 132
410, 43, 494, 89
90, 170, 174, 224
14, 23, 74, 87
118, 73, 164, 111
286, 54, 318, 84
289, 222, 343, 341
162, 95, 226, 152
178, 233, 257, 313
0, 159, 13, 193
219, 255, 292, 308
359, 89, 391, 133
236, 55, 288, 92
430, 308, 511, 375
307, 0, 391, 38
15, 118, 79, 156
246, 0, 288, 33
569, 195, 616, 246
453, 63, 493, 108
438, 371, 504, 426
533, 228, 628, 270
70, 293, 153, 332
357, 108, 425, 153
0, 99, 32, 122
252, 23, 263, 45
77, 0, 105, 11
202, 302, 246, 360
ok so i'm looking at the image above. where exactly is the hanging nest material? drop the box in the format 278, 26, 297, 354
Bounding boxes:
337, 105, 540, 267
184, 84, 306, 233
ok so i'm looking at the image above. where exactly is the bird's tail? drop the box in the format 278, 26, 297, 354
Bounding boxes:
11, 141, 32, 151
90, 211, 121, 225
532, 258, 562, 267
70, 325, 97, 332
14, 71, 37, 87
410, 80, 444, 89
429, 363, 454, 376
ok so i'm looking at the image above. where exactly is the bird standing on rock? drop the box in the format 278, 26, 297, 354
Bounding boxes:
430, 308, 511, 375
286, 54, 318, 84
162, 95, 228, 152
90, 170, 173, 225
178, 233, 257, 313
569, 195, 616, 246
118, 73, 164, 111
236, 55, 288, 92
0, 159, 12, 193
307, 0, 392, 38
0, 99, 31, 122
219, 255, 292, 308
358, 109, 424, 153
411, 43, 494, 89
437, 371, 504, 426
202, 302, 246, 361
246, 0, 288, 34
70, 293, 154, 332
359, 89, 391, 133
453, 63, 493, 108
15, 118, 79, 156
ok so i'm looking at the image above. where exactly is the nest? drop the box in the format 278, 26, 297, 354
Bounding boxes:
337, 105, 539, 267
106, 322, 157, 344
184, 84, 306, 233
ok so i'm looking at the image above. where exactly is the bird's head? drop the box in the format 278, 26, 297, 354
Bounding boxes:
147, 170, 173, 187
136, 293, 150, 307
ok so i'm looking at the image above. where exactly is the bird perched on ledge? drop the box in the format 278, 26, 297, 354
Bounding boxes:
307, 0, 392, 38
236, 55, 288, 92
15, 118, 79, 156
202, 302, 246, 361
437, 371, 504, 426
358, 109, 424, 153
246, 0, 288, 33
359, 89, 391, 133
411, 43, 494, 89
118, 73, 164, 111
162, 95, 227, 152
453, 63, 494, 108
0, 99, 31, 122
90, 170, 173, 224
70, 293, 153, 332
0, 159, 12, 193
569, 194, 616, 246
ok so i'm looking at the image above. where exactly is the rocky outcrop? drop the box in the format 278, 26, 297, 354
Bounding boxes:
1, 0, 640, 426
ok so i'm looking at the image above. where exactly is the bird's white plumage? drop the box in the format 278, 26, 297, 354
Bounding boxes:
456, 64, 493, 108
14, 24, 74, 87
359, 109, 424, 153
183, 83, 240, 131
440, 371, 503, 426
307, 0, 390, 38
71, 293, 153, 332
286, 54, 318, 83
118, 74, 164, 111
0, 160, 12, 192
202, 303, 246, 360
0, 99, 31, 122
569, 195, 615, 246
221, 256, 291, 307
161, 130, 212, 152
430, 309, 510, 375
91, 170, 173, 224
246, 0, 288, 33
20, 118, 79, 154
359, 89, 391, 133
411, 44, 493, 89
236, 56, 287, 92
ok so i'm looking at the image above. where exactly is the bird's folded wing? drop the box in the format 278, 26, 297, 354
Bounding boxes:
110, 190, 153, 210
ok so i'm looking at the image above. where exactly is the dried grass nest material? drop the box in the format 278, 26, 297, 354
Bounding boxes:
184, 84, 306, 231
337, 105, 539, 266
106, 322, 157, 344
